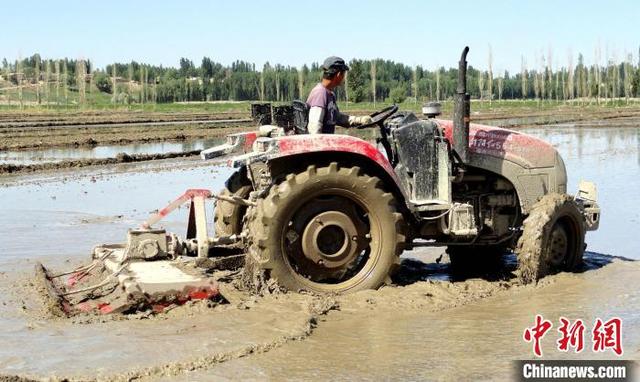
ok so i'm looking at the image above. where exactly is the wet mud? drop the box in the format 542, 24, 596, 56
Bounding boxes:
0, 110, 248, 128
1, 249, 636, 381
0, 116, 638, 380
0, 115, 250, 152
0, 150, 203, 175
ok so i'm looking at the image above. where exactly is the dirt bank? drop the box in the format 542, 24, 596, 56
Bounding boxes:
0, 150, 204, 175
3, 105, 638, 152
0, 121, 249, 152
0, 110, 249, 128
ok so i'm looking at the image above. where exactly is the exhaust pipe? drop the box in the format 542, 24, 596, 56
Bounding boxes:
453, 46, 470, 163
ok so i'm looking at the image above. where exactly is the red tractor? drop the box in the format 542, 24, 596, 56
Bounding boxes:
208, 47, 600, 294
38, 48, 602, 317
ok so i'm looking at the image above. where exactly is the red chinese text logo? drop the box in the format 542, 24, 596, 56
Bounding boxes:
523, 315, 623, 357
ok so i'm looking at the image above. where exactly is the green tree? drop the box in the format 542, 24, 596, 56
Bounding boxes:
348, 59, 367, 102
388, 85, 407, 103
94, 72, 112, 93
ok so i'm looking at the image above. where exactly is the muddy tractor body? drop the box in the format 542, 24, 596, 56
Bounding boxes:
211, 47, 600, 293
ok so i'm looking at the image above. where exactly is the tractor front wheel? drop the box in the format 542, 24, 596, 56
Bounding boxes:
516, 193, 585, 284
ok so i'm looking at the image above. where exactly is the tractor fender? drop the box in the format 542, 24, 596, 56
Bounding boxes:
275, 135, 400, 180
438, 120, 568, 213
237, 134, 408, 202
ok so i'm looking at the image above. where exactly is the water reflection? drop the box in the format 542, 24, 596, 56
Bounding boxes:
520, 125, 640, 258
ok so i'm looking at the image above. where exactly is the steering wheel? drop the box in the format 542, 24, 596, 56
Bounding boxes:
356, 104, 399, 129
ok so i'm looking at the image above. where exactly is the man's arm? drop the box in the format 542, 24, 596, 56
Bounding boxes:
308, 106, 325, 134
336, 112, 372, 127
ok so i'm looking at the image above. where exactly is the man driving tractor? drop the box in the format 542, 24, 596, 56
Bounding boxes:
306, 56, 372, 134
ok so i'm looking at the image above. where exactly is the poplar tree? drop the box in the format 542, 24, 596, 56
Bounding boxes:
55, 60, 61, 105
128, 62, 133, 105
35, 55, 41, 104
487, 45, 493, 104
297, 69, 304, 100
111, 63, 117, 104
17, 58, 23, 109
77, 60, 86, 107
435, 68, 441, 101
412, 66, 418, 104
370, 60, 377, 106
44, 60, 51, 106
63, 60, 69, 105
520, 56, 527, 100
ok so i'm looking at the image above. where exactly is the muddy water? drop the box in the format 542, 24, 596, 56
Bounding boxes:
182, 257, 639, 381
0, 138, 224, 165
0, 121, 638, 380
520, 125, 639, 257
0, 158, 233, 269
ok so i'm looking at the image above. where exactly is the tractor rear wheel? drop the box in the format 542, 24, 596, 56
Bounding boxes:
214, 171, 252, 237
245, 162, 405, 294
516, 193, 585, 284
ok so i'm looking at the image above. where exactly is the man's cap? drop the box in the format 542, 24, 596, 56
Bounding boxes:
322, 56, 349, 72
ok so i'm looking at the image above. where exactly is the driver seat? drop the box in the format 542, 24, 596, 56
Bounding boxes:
292, 100, 309, 135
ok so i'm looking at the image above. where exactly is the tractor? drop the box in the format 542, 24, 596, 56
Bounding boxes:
209, 47, 600, 293
39, 48, 601, 316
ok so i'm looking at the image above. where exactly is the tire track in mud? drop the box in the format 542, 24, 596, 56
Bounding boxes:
107, 280, 537, 381
0, 270, 520, 381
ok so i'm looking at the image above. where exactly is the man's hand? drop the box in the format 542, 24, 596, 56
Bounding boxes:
348, 115, 373, 126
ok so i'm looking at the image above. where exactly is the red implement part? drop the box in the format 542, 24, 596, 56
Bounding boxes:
142, 189, 212, 229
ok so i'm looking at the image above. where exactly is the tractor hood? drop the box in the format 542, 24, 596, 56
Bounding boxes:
437, 120, 558, 169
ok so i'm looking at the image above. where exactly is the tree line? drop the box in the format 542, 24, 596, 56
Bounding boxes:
2, 48, 640, 108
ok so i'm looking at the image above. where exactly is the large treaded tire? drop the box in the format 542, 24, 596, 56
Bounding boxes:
214, 172, 252, 237
245, 162, 405, 294
516, 193, 586, 284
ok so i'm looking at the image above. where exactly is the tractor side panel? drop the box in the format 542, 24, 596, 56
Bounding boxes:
438, 120, 557, 168
437, 120, 567, 214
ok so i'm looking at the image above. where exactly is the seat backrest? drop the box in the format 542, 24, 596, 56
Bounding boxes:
292, 100, 309, 134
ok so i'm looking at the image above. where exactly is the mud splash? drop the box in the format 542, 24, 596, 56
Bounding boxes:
191, 255, 638, 381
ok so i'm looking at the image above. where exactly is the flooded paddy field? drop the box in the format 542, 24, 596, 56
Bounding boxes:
0, 138, 224, 165
0, 113, 638, 380
0, 113, 250, 151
